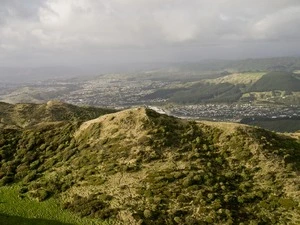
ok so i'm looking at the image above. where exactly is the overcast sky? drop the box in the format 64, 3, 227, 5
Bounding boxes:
1, 0, 300, 67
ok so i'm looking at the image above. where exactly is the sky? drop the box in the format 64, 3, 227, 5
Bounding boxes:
1, 0, 300, 67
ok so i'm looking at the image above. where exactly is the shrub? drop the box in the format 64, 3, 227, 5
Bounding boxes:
23, 170, 37, 183
143, 209, 152, 219
0, 175, 14, 186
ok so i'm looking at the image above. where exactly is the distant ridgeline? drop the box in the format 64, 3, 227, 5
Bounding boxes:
160, 57, 300, 73
0, 102, 300, 224
1, 57, 300, 107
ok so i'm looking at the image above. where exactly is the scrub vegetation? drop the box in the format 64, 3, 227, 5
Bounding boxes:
0, 102, 299, 224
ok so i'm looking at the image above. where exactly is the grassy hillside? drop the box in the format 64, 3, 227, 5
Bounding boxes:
250, 71, 300, 92
0, 104, 300, 224
0, 186, 104, 225
205, 72, 265, 86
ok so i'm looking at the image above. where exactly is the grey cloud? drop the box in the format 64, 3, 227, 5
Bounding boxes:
0, 0, 300, 67
0, 0, 44, 23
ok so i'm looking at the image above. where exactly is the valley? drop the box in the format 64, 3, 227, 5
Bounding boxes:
1, 62, 299, 132
0, 58, 300, 223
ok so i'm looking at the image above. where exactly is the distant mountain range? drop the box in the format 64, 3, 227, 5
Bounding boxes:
0, 102, 299, 224
147, 56, 300, 74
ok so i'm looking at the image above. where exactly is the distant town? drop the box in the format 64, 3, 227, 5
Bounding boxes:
1, 75, 299, 125
167, 104, 300, 122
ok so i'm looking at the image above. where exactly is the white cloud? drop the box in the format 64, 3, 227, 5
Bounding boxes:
39, 1, 72, 26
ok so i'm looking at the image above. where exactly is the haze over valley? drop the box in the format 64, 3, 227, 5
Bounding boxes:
1, 57, 300, 132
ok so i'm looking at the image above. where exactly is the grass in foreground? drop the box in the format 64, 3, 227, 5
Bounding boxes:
0, 214, 72, 225
0, 185, 109, 225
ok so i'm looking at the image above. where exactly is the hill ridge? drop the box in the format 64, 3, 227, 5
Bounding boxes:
0, 103, 299, 224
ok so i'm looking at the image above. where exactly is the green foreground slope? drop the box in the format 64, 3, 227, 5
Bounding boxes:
0, 103, 300, 224
0, 185, 107, 225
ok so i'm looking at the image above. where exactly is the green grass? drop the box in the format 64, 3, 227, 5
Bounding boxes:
0, 214, 72, 225
0, 185, 109, 225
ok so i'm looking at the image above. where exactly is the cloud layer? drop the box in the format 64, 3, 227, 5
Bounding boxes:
1, 0, 300, 66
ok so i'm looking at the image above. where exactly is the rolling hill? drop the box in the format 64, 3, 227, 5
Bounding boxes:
0, 102, 300, 224
142, 71, 300, 105
249, 71, 300, 92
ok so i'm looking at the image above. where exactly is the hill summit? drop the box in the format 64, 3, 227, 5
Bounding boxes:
0, 103, 300, 224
